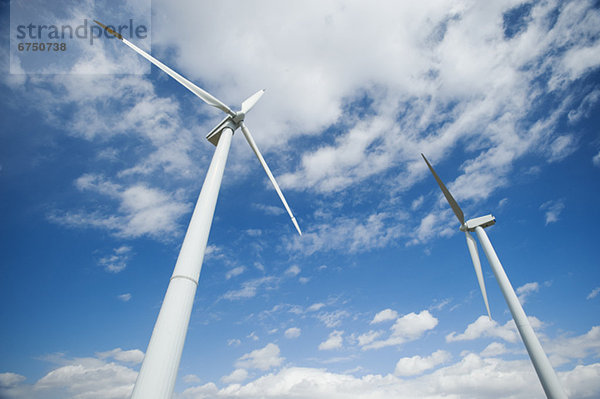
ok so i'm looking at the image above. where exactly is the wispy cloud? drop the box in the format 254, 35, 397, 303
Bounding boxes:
516, 282, 540, 305
222, 277, 277, 301
225, 266, 246, 280
540, 199, 565, 225
117, 293, 132, 302
98, 246, 132, 273
49, 174, 189, 239
587, 287, 600, 300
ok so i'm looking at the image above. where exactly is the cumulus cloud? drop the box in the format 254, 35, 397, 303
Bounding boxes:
0, 352, 140, 399
235, 343, 284, 371
221, 369, 249, 384
319, 330, 344, 351
545, 326, 600, 366
181, 359, 600, 399
480, 342, 509, 358
0, 372, 26, 388
361, 310, 438, 350
96, 348, 144, 365
370, 309, 398, 324
446, 315, 521, 343
394, 350, 451, 376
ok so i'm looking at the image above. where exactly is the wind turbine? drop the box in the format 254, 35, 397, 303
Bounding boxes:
421, 154, 567, 399
95, 21, 301, 399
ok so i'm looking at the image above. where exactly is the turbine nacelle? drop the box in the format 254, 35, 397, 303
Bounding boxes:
460, 214, 496, 232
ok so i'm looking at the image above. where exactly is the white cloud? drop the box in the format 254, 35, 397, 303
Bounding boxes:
411, 196, 424, 211
0, 372, 26, 387
318, 330, 344, 351
307, 303, 325, 312
516, 282, 540, 305
545, 326, 600, 366
117, 293, 132, 302
287, 212, 405, 255
50, 175, 189, 239
357, 330, 384, 347
235, 343, 284, 371
370, 309, 398, 324
362, 310, 438, 350
253, 203, 285, 216
317, 310, 350, 328
480, 342, 509, 357
180, 360, 600, 399
540, 199, 566, 225
394, 350, 451, 376
99, 246, 132, 273
593, 151, 600, 167
226, 266, 246, 280
96, 348, 144, 365
221, 369, 249, 384
223, 277, 276, 301
1, 353, 140, 399
587, 287, 600, 300
228, 339, 242, 347
285, 265, 301, 277
446, 315, 519, 343
284, 327, 301, 339
548, 135, 577, 162
183, 374, 202, 384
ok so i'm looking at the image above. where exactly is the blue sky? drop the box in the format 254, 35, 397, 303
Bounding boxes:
1, 0, 600, 398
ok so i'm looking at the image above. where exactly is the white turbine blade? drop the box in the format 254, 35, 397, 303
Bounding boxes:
421, 153, 465, 225
241, 89, 265, 114
465, 231, 492, 320
240, 122, 302, 236
94, 20, 235, 117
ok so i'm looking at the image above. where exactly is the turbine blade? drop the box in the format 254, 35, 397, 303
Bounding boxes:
465, 231, 492, 320
240, 122, 302, 236
94, 20, 235, 117
241, 89, 265, 114
421, 153, 465, 225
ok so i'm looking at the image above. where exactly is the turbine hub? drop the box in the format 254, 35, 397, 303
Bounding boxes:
232, 111, 245, 124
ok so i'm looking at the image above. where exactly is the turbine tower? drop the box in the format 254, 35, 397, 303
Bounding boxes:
95, 21, 301, 399
421, 154, 567, 399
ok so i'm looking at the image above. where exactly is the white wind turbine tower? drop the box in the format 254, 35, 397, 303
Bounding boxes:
421, 154, 567, 399
95, 21, 302, 399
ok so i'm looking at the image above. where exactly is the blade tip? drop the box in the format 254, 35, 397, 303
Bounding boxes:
93, 19, 123, 40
